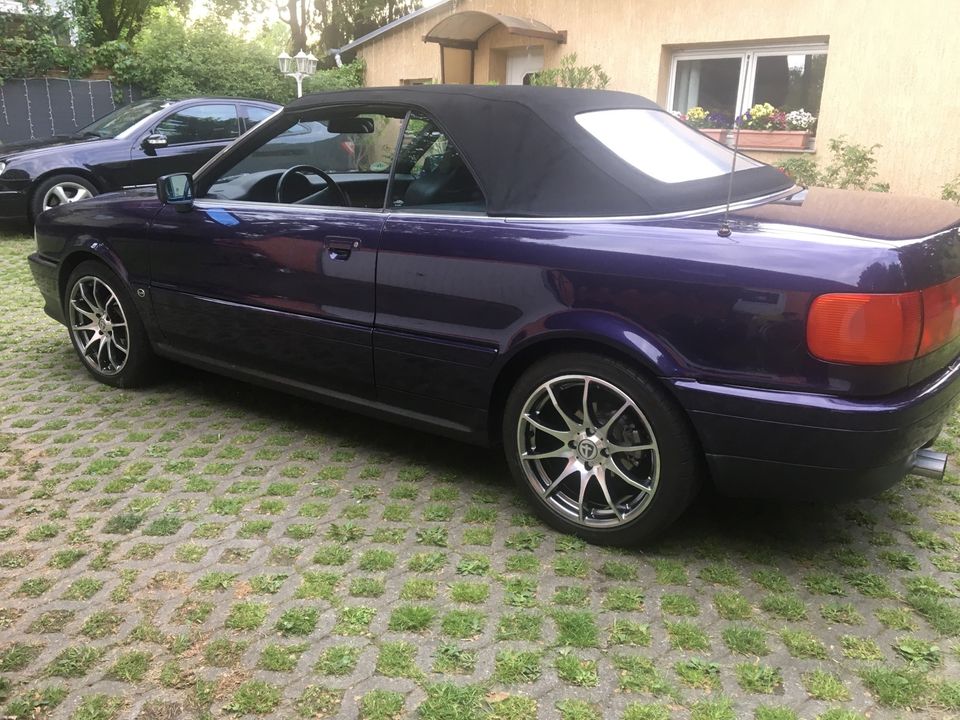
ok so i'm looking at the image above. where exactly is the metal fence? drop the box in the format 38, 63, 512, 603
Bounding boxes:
0, 77, 140, 145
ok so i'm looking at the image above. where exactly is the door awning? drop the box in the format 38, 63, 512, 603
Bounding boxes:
424, 10, 566, 50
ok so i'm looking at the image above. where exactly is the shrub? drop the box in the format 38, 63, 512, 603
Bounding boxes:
530, 53, 610, 89
942, 174, 960, 205
776, 136, 889, 192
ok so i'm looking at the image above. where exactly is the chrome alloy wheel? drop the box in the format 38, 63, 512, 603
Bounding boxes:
42, 182, 93, 212
68, 276, 129, 376
516, 374, 660, 528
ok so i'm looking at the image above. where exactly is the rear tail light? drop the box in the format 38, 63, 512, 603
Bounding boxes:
919, 276, 960, 355
808, 276, 960, 364
340, 140, 355, 157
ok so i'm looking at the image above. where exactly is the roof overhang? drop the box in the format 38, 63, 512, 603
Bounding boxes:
424, 10, 566, 50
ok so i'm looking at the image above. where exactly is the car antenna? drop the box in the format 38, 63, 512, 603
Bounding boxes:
718, 72, 750, 238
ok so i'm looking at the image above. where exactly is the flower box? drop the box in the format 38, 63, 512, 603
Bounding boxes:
734, 129, 810, 150
699, 128, 728, 143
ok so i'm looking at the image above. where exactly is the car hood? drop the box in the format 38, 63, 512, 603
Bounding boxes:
737, 187, 960, 241
0, 134, 114, 162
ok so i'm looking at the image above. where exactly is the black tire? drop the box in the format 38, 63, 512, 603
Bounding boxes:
31, 174, 98, 220
503, 352, 702, 546
64, 260, 158, 388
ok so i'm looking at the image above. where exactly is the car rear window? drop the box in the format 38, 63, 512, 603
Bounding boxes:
575, 108, 762, 184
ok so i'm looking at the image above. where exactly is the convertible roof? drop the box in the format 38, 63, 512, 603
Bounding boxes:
285, 85, 794, 217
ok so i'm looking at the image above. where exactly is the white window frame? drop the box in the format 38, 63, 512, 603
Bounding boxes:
667, 42, 828, 119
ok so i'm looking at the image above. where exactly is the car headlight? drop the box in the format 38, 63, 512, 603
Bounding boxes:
0, 161, 6, 176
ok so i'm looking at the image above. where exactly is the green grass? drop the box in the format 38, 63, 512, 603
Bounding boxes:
276, 606, 319, 636
494, 649, 542, 683
555, 651, 599, 687
735, 662, 782, 693
722, 625, 769, 655
552, 610, 599, 647
360, 690, 405, 720
675, 657, 721, 690
857, 665, 930, 708
46, 646, 103, 677
0, 643, 41, 672
497, 612, 543, 641
258, 643, 308, 672
803, 669, 850, 701
666, 620, 710, 651
433, 643, 477, 674
612, 654, 676, 697
225, 601, 268, 630
226, 680, 281, 715
107, 651, 151, 682
418, 683, 484, 720
780, 628, 827, 659
389, 604, 437, 632
72, 694, 124, 720
661, 593, 699, 616
334, 606, 376, 636
441, 609, 485, 639
315, 645, 361, 675
376, 640, 421, 678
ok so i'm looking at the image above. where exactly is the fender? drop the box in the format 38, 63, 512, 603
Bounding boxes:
499, 309, 690, 380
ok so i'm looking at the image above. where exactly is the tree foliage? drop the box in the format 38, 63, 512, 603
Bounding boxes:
109, 7, 363, 102
209, 0, 421, 53
72, 0, 190, 45
0, 2, 81, 81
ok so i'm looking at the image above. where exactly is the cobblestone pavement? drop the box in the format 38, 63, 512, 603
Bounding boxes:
0, 235, 958, 720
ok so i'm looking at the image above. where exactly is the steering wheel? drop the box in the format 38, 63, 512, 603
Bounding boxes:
275, 165, 349, 206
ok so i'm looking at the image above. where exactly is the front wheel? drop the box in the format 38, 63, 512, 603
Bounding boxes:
64, 261, 158, 388
31, 174, 97, 219
503, 353, 702, 546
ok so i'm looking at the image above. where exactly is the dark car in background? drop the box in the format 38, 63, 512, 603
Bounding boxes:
27, 86, 960, 544
0, 97, 282, 223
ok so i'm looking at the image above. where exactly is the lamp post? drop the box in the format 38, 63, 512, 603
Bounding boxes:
278, 50, 318, 98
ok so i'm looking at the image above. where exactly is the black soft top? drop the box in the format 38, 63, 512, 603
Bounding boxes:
286, 85, 794, 218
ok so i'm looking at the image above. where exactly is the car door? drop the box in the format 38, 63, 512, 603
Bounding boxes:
374, 113, 542, 429
148, 107, 405, 399
126, 102, 241, 187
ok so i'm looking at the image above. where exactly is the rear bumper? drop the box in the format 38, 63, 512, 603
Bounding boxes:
671, 359, 960, 499
28, 252, 65, 324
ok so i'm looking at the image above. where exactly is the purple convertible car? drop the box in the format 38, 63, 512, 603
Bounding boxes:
28, 86, 960, 544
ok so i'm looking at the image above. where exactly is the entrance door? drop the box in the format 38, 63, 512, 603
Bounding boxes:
506, 47, 544, 85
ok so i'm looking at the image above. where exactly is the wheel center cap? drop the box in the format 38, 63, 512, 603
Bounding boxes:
576, 439, 599, 462
98, 318, 107, 332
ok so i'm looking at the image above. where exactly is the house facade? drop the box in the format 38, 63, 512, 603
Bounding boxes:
336, 0, 959, 198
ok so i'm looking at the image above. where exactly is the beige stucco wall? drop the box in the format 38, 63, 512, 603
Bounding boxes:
356, 0, 959, 198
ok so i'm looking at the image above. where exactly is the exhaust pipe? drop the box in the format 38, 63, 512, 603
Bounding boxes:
911, 448, 948, 480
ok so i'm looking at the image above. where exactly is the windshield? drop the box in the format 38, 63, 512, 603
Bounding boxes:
80, 100, 170, 139
575, 108, 762, 184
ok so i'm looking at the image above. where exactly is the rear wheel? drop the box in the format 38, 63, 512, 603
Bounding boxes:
503, 352, 701, 545
64, 261, 158, 388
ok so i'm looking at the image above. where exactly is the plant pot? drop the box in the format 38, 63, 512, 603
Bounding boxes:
699, 128, 728, 143
734, 129, 810, 150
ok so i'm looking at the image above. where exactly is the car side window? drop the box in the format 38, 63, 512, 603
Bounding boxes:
203, 109, 405, 209
243, 105, 276, 131
155, 104, 240, 145
390, 114, 485, 214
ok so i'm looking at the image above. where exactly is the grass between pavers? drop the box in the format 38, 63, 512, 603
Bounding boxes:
1, 232, 960, 718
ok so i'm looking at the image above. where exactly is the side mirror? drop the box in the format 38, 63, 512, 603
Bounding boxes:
157, 173, 194, 212
143, 133, 168, 150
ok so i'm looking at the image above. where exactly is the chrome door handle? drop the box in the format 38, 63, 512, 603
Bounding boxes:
325, 236, 359, 261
